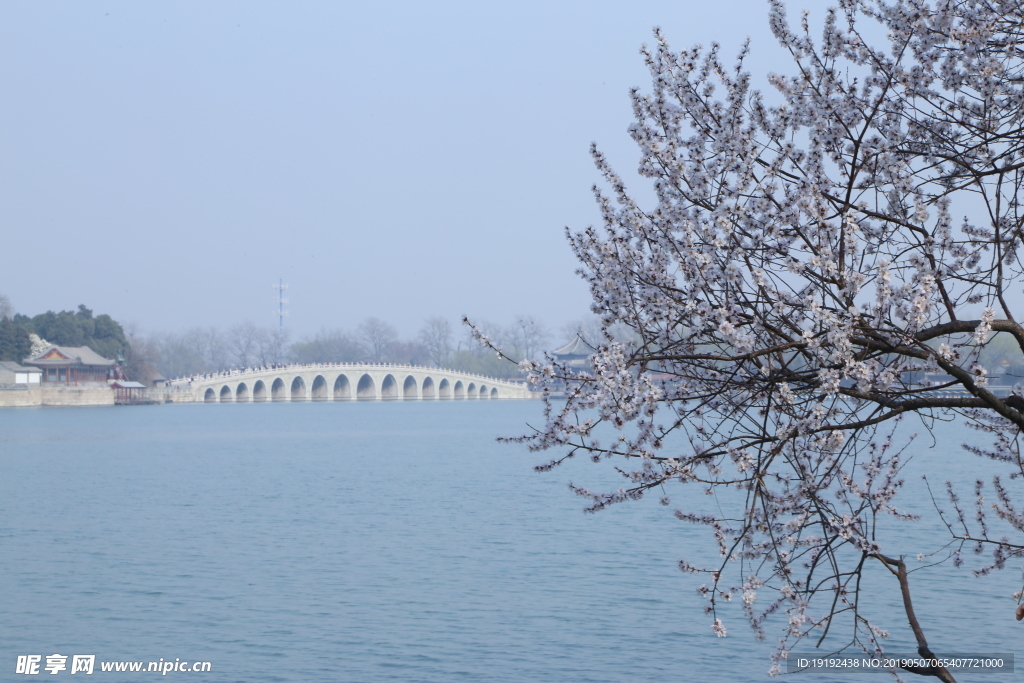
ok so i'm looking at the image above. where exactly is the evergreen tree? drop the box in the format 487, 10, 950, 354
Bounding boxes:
17, 305, 128, 361
0, 317, 30, 362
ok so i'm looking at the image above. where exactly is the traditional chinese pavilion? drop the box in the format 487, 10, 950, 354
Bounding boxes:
551, 333, 596, 371
110, 380, 147, 403
23, 346, 118, 384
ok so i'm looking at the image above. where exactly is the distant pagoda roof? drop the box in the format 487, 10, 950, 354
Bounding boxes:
551, 334, 596, 359
24, 345, 116, 367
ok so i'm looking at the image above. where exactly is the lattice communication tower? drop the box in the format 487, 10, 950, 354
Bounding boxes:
273, 278, 288, 364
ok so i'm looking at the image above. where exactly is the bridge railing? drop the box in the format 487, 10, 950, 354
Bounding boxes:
168, 362, 526, 388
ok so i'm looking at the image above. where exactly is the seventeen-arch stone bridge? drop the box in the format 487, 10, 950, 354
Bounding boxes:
166, 363, 532, 403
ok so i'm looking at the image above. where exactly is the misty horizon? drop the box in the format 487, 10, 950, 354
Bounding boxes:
1, 1, 785, 340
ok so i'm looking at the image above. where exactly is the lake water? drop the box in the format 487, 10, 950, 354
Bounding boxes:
1, 402, 1020, 681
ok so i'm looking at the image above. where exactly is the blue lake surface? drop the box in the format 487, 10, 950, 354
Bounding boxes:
1, 402, 1020, 681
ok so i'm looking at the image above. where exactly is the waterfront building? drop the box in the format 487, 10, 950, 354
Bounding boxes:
0, 361, 41, 386
111, 380, 148, 403
23, 346, 117, 384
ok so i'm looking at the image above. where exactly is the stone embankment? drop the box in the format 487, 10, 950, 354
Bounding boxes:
0, 385, 115, 407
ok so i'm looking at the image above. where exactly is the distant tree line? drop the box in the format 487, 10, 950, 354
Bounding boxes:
0, 292, 639, 385
144, 314, 558, 381
5, 292, 1023, 390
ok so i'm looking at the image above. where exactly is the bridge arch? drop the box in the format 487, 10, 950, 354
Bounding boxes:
421, 376, 436, 399
490, 387, 499, 399
438, 378, 451, 399
236, 382, 250, 402
467, 382, 476, 399
453, 380, 465, 399
381, 374, 398, 399
479, 384, 488, 399
204, 387, 217, 403
220, 385, 233, 402
291, 376, 306, 401
272, 377, 287, 401
334, 374, 351, 400
311, 375, 328, 400
357, 374, 375, 400
403, 375, 417, 399
253, 380, 267, 402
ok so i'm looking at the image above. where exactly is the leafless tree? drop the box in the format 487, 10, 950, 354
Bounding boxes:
253, 326, 289, 366
509, 315, 550, 362
123, 325, 161, 385
358, 317, 397, 364
290, 328, 363, 363
480, 2, 1024, 679
226, 321, 262, 368
186, 327, 229, 372
153, 331, 205, 379
389, 339, 431, 366
419, 316, 453, 367
559, 316, 605, 348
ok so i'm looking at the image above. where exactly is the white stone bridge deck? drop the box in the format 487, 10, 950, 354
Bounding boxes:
166, 363, 532, 402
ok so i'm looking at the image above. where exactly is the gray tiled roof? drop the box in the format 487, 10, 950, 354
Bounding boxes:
24, 345, 116, 367
551, 334, 596, 358
0, 361, 40, 373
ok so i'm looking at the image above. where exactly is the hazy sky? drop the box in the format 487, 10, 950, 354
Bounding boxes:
1, 1, 798, 340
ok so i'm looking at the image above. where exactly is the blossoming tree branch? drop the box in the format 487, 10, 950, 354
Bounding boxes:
476, 1, 1024, 680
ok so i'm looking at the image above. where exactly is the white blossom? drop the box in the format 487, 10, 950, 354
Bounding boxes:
712, 618, 727, 638
518, 0, 1024, 673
